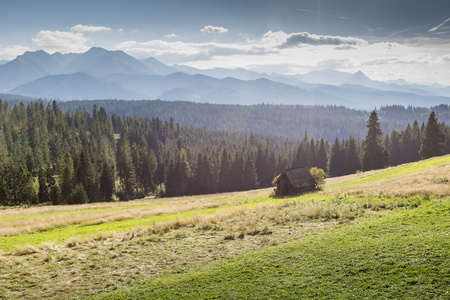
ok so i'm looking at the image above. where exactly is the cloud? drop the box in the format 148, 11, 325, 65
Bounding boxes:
201, 25, 228, 34
279, 32, 368, 48
295, 8, 315, 13
0, 45, 31, 60
32, 30, 90, 53
428, 17, 450, 32
71, 24, 112, 32
164, 33, 178, 38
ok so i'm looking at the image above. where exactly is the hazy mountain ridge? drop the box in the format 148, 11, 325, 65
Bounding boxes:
1, 47, 450, 109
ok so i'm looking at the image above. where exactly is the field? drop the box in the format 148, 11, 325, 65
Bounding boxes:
0, 155, 449, 299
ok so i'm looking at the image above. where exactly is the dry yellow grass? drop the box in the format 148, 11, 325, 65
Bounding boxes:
0, 189, 271, 237
0, 201, 220, 237
321, 161, 450, 198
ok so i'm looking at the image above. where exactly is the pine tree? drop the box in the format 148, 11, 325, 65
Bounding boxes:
419, 111, 446, 159
411, 120, 422, 161
401, 124, 415, 164
176, 149, 192, 196
362, 111, 389, 171
316, 139, 328, 172
305, 138, 317, 167
229, 151, 244, 191
328, 137, 345, 177
118, 136, 137, 200
164, 156, 177, 197
99, 162, 115, 202
38, 168, 50, 204
193, 153, 214, 194
218, 148, 232, 192
141, 148, 157, 194
60, 152, 75, 204
77, 147, 99, 203
241, 153, 259, 191
345, 137, 361, 173
389, 130, 402, 166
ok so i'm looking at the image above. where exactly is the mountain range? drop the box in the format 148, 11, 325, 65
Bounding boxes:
1, 47, 449, 110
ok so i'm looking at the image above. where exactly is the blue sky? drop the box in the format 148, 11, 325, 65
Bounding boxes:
1, 0, 450, 84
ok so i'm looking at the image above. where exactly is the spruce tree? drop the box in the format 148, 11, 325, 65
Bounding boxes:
362, 111, 389, 171
389, 130, 402, 166
419, 111, 446, 159
328, 138, 345, 177
316, 139, 328, 172
38, 168, 50, 204
60, 152, 75, 204
118, 136, 137, 200
345, 137, 361, 173
230, 151, 244, 191
218, 148, 232, 192
242, 153, 259, 191
99, 162, 115, 202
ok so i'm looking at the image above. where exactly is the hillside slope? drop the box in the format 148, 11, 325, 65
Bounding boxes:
0, 156, 448, 299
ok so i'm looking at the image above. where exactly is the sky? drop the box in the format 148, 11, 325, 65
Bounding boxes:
1, 0, 450, 85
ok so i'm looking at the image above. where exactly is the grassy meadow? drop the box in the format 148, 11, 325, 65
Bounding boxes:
0, 155, 449, 299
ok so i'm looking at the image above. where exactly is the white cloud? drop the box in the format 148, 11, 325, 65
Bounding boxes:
164, 33, 178, 38
201, 25, 228, 34
113, 30, 450, 85
32, 30, 90, 53
71, 24, 112, 32
280, 32, 368, 48
261, 31, 289, 47
0, 45, 31, 60
428, 17, 450, 32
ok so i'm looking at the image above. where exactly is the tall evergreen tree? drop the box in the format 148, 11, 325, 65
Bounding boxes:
389, 130, 402, 166
218, 148, 232, 192
229, 151, 244, 191
241, 153, 259, 191
316, 139, 328, 172
99, 162, 115, 202
60, 152, 75, 204
77, 147, 99, 203
175, 149, 192, 196
401, 124, 415, 164
362, 111, 389, 171
38, 168, 50, 204
328, 138, 345, 177
345, 137, 361, 173
419, 111, 446, 159
118, 136, 137, 200
411, 120, 422, 161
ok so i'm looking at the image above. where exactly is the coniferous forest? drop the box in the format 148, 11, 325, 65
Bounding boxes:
0, 99, 449, 206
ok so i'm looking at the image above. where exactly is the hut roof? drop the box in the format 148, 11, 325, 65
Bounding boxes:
280, 166, 315, 189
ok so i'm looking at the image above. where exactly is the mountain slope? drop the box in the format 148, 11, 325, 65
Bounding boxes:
1, 48, 449, 108
59, 47, 154, 76
11, 72, 145, 100
141, 57, 176, 75
0, 50, 61, 91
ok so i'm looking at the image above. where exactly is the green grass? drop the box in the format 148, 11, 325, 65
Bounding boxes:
1, 155, 449, 299
326, 155, 450, 189
0, 196, 297, 253
89, 197, 450, 299
0, 203, 163, 221
0, 206, 230, 253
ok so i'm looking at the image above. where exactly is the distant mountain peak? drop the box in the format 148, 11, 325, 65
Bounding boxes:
86, 46, 109, 53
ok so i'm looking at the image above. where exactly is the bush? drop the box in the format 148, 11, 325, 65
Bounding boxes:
310, 167, 326, 190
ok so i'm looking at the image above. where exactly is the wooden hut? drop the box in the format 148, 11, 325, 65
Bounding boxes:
275, 166, 315, 196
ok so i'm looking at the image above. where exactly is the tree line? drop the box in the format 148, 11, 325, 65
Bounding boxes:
57, 100, 450, 142
0, 99, 448, 206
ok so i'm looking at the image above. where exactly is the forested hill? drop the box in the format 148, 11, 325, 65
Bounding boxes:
57, 100, 450, 142
0, 99, 449, 206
